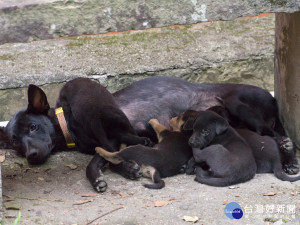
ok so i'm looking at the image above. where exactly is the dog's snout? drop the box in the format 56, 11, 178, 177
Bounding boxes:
188, 137, 198, 148
27, 149, 38, 161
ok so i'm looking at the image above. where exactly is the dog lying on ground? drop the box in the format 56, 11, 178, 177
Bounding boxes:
207, 106, 300, 182
95, 118, 192, 189
172, 109, 300, 185
3, 78, 152, 192
114, 76, 298, 174
170, 110, 257, 187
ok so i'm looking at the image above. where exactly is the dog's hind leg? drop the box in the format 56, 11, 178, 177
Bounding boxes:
223, 95, 275, 137
142, 165, 165, 189
148, 119, 170, 143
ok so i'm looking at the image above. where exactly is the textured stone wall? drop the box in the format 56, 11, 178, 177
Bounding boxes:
0, 15, 275, 121
0, 0, 299, 44
275, 11, 300, 147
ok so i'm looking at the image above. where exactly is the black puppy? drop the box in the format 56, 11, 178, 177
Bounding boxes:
95, 119, 192, 189
4, 78, 152, 192
114, 76, 298, 174
207, 106, 300, 182
171, 110, 257, 187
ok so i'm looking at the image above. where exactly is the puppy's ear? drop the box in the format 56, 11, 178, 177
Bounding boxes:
215, 118, 229, 135
27, 84, 50, 114
182, 118, 194, 131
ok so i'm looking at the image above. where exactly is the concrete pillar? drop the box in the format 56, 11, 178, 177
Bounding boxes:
274, 11, 300, 147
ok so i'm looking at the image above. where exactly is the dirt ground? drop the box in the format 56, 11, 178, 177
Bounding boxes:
1, 149, 300, 225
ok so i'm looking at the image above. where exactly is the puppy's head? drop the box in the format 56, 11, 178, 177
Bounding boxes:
181, 111, 229, 149
170, 110, 199, 131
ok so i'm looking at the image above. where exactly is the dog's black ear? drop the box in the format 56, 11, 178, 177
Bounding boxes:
27, 84, 50, 114
0, 127, 11, 149
182, 118, 195, 131
215, 118, 229, 135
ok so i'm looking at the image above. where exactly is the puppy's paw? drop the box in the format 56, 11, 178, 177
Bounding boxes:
142, 137, 155, 147
93, 174, 107, 193
148, 118, 159, 126
279, 137, 294, 153
122, 160, 142, 180
185, 166, 196, 175
283, 162, 300, 175
179, 164, 187, 174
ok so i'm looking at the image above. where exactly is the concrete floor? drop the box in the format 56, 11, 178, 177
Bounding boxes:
1, 149, 300, 225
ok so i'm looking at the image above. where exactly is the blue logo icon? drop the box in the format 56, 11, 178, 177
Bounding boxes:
224, 202, 243, 219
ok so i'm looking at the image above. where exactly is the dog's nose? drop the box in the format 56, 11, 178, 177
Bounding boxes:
27, 149, 38, 161
188, 138, 198, 148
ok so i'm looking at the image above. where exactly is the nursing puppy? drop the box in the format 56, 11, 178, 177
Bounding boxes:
208, 106, 300, 182
95, 119, 192, 189
170, 110, 257, 187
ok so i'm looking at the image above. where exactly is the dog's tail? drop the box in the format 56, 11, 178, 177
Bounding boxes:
141, 165, 165, 189
95, 147, 123, 164
273, 163, 300, 182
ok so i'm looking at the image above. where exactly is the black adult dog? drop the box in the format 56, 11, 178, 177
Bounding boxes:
114, 76, 298, 174
3, 78, 152, 192
171, 110, 257, 186
95, 118, 192, 189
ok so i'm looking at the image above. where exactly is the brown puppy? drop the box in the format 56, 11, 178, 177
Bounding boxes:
96, 119, 192, 189
171, 110, 257, 187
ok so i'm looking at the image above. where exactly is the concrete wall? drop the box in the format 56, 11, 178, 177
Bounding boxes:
275, 11, 300, 147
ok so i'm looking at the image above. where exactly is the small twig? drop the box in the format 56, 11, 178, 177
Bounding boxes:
86, 206, 124, 225
8, 195, 64, 202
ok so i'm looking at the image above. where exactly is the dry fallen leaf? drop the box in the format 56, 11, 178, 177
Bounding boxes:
81, 193, 98, 197
183, 216, 199, 223
222, 200, 228, 205
119, 192, 127, 198
263, 192, 276, 196
228, 186, 239, 189
73, 199, 93, 205
154, 200, 173, 207
66, 164, 78, 170
38, 177, 44, 181
0, 155, 5, 163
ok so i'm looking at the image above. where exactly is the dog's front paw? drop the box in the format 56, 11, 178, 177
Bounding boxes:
283, 162, 300, 175
278, 137, 294, 153
122, 160, 142, 179
93, 174, 107, 193
185, 158, 196, 175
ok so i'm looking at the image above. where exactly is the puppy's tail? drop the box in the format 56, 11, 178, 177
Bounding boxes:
95, 147, 123, 164
142, 165, 165, 189
273, 164, 300, 182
